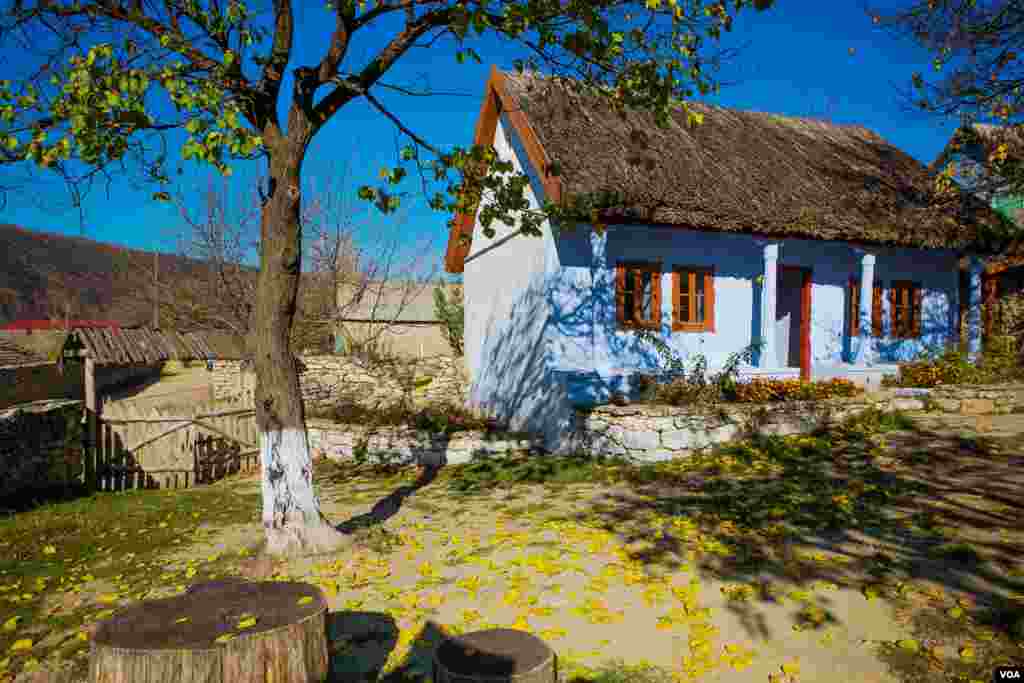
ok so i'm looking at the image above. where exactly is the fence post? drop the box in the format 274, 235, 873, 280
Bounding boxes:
84, 355, 97, 492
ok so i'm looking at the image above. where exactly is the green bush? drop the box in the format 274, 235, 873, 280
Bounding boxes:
883, 343, 1024, 388
307, 399, 516, 436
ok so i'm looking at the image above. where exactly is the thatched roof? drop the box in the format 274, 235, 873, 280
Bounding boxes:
61, 326, 246, 366
446, 67, 1011, 273
0, 338, 47, 366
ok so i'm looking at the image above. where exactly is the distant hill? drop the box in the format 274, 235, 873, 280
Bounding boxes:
0, 223, 225, 327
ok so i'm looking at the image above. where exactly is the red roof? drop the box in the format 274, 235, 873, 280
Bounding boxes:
0, 319, 123, 331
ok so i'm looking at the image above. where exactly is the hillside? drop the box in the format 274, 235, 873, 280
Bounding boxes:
0, 223, 226, 327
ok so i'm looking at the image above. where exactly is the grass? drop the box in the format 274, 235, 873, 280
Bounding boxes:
2, 407, 1023, 683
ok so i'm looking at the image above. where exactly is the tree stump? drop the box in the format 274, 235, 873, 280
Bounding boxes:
433, 628, 556, 683
88, 579, 328, 683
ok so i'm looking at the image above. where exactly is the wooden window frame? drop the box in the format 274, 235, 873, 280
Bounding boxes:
672, 266, 715, 333
889, 280, 922, 339
615, 261, 662, 330
849, 278, 884, 337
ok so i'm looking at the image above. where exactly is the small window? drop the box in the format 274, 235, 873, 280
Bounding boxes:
849, 278, 884, 337
616, 262, 661, 329
889, 280, 922, 339
673, 266, 715, 332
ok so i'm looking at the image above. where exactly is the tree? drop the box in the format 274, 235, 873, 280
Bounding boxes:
869, 0, 1024, 204
0, 0, 774, 556
434, 278, 464, 356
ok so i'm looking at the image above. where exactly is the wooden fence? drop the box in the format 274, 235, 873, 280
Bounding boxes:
87, 400, 259, 491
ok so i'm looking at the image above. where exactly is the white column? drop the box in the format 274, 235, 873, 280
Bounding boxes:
967, 255, 984, 361
759, 243, 779, 369
854, 253, 875, 366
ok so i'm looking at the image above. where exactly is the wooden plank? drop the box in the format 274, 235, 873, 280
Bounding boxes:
84, 355, 97, 491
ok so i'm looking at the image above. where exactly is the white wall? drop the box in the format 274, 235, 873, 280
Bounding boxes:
463, 114, 574, 447
546, 226, 960, 401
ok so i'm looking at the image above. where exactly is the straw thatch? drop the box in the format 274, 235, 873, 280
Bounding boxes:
447, 69, 1011, 273
63, 327, 246, 366
0, 338, 47, 366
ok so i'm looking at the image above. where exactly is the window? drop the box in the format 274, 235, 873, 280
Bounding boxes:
616, 262, 661, 329
672, 266, 715, 332
889, 280, 922, 339
848, 278, 884, 337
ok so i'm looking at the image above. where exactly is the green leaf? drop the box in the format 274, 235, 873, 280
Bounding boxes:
152, 192, 171, 201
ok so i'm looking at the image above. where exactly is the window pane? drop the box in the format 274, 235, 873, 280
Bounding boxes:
680, 292, 690, 322
639, 272, 652, 320
679, 271, 690, 296
624, 291, 634, 320
695, 273, 705, 322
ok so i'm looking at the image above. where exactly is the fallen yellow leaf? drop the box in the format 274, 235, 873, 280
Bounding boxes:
9, 639, 32, 652
297, 596, 314, 606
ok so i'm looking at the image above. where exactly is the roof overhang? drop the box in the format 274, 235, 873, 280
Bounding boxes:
444, 65, 563, 274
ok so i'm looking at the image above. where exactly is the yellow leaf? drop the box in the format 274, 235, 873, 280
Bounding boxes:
297, 596, 314, 606
175, 617, 191, 624
76, 632, 88, 642
43, 545, 56, 555
781, 659, 800, 675
958, 645, 975, 662
97, 594, 118, 604
214, 634, 234, 644
237, 617, 257, 629
897, 638, 920, 652
2, 616, 19, 631
9, 639, 32, 652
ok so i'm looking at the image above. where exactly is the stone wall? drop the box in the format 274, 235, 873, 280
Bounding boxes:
304, 383, 1024, 467
212, 354, 470, 411
0, 399, 84, 503
306, 419, 540, 468
0, 359, 163, 410
566, 384, 1024, 463
0, 362, 83, 409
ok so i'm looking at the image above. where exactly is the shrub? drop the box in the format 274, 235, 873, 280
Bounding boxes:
883, 343, 1024, 388
732, 377, 860, 402
307, 399, 506, 435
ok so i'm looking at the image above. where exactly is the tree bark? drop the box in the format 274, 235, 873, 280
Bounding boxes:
255, 142, 348, 557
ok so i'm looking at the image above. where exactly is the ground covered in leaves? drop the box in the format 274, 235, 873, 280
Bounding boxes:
1, 408, 1023, 682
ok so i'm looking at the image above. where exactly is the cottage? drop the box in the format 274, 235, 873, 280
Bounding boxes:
444, 67, 1011, 448
932, 123, 1024, 340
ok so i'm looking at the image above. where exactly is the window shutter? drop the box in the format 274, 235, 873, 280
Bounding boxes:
704, 269, 715, 333
912, 285, 922, 338
616, 265, 625, 325
849, 277, 860, 337
872, 283, 883, 337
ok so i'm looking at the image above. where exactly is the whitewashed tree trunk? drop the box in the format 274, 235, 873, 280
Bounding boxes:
254, 140, 347, 557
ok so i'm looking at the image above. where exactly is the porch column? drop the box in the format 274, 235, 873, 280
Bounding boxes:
759, 243, 779, 368
854, 253, 876, 366
967, 254, 984, 361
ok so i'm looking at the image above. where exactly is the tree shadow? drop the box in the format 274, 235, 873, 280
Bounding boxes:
332, 464, 442, 534
563, 410, 1024, 645
324, 612, 450, 683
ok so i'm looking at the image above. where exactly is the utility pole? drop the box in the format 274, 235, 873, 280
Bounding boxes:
152, 250, 159, 330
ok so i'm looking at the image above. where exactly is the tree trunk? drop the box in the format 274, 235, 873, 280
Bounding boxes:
88, 579, 329, 683
255, 144, 348, 557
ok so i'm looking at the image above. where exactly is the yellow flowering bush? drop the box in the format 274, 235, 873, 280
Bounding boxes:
731, 378, 860, 403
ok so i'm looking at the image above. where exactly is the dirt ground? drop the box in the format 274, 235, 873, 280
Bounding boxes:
3, 409, 1023, 683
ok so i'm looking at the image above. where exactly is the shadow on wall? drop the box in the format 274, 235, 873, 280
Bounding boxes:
844, 292, 959, 363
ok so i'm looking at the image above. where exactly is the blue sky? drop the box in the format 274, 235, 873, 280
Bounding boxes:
0, 1, 960, 275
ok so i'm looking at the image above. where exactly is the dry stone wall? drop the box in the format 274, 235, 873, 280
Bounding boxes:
0, 399, 84, 503
212, 354, 470, 411
305, 383, 1024, 467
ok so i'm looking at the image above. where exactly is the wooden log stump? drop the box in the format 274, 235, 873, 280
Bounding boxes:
433, 628, 556, 683
88, 579, 328, 683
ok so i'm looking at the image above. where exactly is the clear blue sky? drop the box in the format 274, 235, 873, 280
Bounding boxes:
0, 1, 957, 274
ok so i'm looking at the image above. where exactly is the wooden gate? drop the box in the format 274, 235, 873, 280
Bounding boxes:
88, 400, 259, 491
